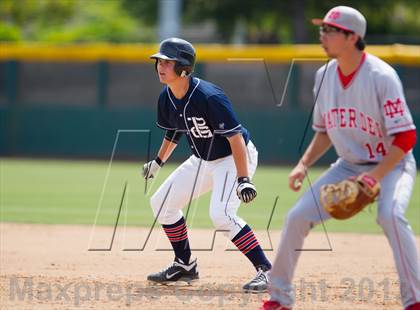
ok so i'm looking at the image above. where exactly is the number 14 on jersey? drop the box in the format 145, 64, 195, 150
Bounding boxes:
365, 142, 387, 159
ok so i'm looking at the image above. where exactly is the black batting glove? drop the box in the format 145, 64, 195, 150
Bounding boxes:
236, 176, 257, 203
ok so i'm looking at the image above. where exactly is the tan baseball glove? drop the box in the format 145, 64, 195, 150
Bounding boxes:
320, 174, 380, 220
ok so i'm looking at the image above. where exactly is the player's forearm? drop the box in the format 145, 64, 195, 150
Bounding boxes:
227, 133, 249, 177
367, 145, 406, 181
300, 132, 332, 167
157, 138, 178, 162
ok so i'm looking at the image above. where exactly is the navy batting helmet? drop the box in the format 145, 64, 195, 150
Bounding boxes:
150, 37, 196, 77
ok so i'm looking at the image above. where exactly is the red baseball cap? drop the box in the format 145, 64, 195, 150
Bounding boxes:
312, 6, 367, 38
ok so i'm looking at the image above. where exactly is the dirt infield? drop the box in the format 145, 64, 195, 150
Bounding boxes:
1, 223, 416, 310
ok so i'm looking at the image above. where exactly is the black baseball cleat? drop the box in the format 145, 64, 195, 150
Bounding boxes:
242, 265, 270, 293
147, 257, 199, 284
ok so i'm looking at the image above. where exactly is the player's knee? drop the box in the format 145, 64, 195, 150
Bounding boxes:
284, 207, 314, 235
209, 213, 229, 229
286, 207, 305, 226
209, 209, 230, 230
150, 191, 184, 224
376, 209, 407, 229
150, 192, 172, 222
376, 209, 392, 227
150, 192, 161, 217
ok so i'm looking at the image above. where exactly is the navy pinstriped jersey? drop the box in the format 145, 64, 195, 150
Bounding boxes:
156, 77, 250, 161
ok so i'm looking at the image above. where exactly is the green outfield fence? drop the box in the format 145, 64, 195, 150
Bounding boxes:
0, 44, 419, 163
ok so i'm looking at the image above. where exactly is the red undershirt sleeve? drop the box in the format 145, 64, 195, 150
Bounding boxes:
392, 129, 417, 153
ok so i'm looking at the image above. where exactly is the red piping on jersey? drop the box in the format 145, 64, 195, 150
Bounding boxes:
337, 52, 366, 89
392, 129, 416, 153
391, 172, 418, 303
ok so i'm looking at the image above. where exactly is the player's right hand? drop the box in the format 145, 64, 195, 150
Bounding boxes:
142, 157, 164, 180
236, 177, 257, 203
288, 161, 306, 191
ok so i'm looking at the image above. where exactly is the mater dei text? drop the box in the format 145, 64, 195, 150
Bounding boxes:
316, 107, 384, 138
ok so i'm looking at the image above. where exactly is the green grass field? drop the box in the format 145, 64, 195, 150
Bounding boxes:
1, 158, 419, 234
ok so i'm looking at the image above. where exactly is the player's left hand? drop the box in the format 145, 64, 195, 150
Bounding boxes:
236, 177, 257, 203
320, 173, 380, 220
142, 157, 164, 180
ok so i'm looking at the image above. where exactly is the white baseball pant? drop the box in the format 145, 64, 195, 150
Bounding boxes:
269, 153, 419, 309
150, 141, 258, 239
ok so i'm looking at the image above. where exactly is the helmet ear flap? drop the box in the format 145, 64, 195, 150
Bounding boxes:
154, 58, 192, 77
174, 63, 182, 76
175, 63, 192, 77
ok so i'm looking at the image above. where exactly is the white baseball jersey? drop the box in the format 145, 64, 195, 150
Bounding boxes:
312, 53, 416, 164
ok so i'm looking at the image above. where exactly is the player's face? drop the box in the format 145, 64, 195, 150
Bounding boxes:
319, 25, 355, 58
156, 59, 178, 84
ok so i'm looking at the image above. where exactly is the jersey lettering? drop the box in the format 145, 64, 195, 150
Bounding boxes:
384, 98, 404, 119
322, 107, 383, 138
187, 117, 213, 138
348, 108, 357, 128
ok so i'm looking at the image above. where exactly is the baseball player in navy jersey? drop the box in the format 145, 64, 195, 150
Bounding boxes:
260, 6, 419, 310
143, 37, 272, 292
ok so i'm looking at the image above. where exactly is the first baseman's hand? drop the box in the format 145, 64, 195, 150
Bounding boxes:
142, 157, 164, 179
236, 177, 257, 203
289, 161, 306, 191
